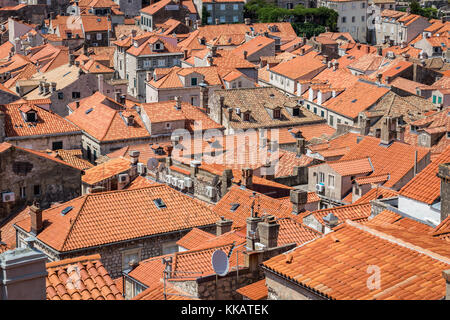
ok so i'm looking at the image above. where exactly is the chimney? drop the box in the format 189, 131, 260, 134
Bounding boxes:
215, 18, 219, 25
246, 215, 262, 250
290, 189, 308, 214
296, 137, 306, 157
0, 111, 5, 142
199, 83, 209, 111
190, 160, 201, 177
438, 163, 450, 222
327, 60, 332, 69
129, 150, 140, 165
75, 101, 80, 109
380, 116, 396, 145
221, 169, 233, 196
258, 215, 280, 249
216, 217, 233, 236
377, 46, 382, 56
69, 54, 75, 66
300, 47, 305, 55
0, 248, 47, 300
244, 18, 251, 25
385, 75, 392, 84
29, 201, 43, 236
175, 96, 182, 109
97, 74, 104, 94
196, 19, 201, 29
332, 61, 339, 71
228, 107, 233, 121
443, 270, 450, 300
131, 29, 137, 38
241, 168, 253, 188
376, 73, 382, 84
207, 56, 214, 66
323, 213, 339, 232
366, 46, 370, 54
243, 50, 248, 60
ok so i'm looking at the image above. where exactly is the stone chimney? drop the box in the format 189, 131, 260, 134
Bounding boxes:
380, 116, 396, 145
114, 91, 121, 103
438, 163, 450, 222
129, 150, 140, 165
216, 217, 233, 236
443, 269, 450, 300
0, 111, 5, 142
29, 201, 43, 236
241, 168, 253, 188
131, 29, 137, 38
221, 169, 233, 197
175, 96, 182, 110
50, 82, 57, 93
377, 46, 382, 56
258, 215, 280, 249
227, 107, 233, 122
215, 18, 219, 25
97, 74, 104, 94
246, 215, 262, 250
290, 189, 308, 214
190, 160, 201, 177
0, 248, 47, 300
332, 61, 339, 71
323, 213, 339, 232
146, 71, 153, 82
199, 83, 209, 111
69, 54, 75, 66
376, 73, 382, 84
243, 50, 248, 60
359, 113, 371, 136
296, 137, 306, 157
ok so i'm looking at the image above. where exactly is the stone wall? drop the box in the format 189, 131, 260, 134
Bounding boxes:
0, 145, 82, 218
264, 270, 325, 300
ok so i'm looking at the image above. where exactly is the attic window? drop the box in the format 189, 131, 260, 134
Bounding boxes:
293, 107, 300, 116
273, 109, 281, 119
85, 108, 93, 114
153, 198, 166, 209
26, 111, 37, 122
61, 206, 73, 216
230, 203, 240, 212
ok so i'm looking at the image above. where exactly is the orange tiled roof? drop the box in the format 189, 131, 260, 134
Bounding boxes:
125, 176, 161, 189
400, 145, 450, 204
236, 279, 268, 300
42, 149, 94, 171
132, 282, 194, 300
141, 0, 171, 15
338, 136, 430, 188
0, 206, 30, 249
46, 254, 124, 300
15, 185, 219, 252
148, 66, 223, 88
327, 157, 373, 176
353, 187, 399, 204
231, 36, 275, 58
271, 51, 325, 81
176, 227, 216, 250
82, 157, 131, 185
304, 203, 372, 226
262, 219, 450, 300
432, 216, 450, 241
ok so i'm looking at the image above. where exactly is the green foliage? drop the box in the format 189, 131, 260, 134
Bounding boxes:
244, 0, 338, 36
408, 1, 439, 19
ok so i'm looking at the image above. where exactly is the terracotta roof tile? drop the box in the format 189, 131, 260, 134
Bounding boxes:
82, 157, 131, 185
15, 185, 219, 252
46, 254, 124, 300
176, 227, 216, 250
353, 187, 399, 204
400, 145, 450, 204
236, 279, 268, 300
328, 157, 374, 176
262, 219, 450, 300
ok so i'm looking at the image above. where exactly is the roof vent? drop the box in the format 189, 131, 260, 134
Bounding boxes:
61, 206, 73, 216
153, 198, 166, 209
85, 108, 93, 114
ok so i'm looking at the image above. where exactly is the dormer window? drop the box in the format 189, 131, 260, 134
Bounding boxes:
273, 108, 281, 119
26, 111, 37, 122
293, 107, 300, 116
154, 42, 163, 51
191, 77, 198, 86
243, 111, 250, 121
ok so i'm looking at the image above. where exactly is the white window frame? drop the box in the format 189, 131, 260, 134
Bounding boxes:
158, 59, 165, 67
328, 174, 335, 188
121, 248, 142, 271
96, 33, 102, 40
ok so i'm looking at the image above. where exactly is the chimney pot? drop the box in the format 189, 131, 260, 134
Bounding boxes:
29, 201, 43, 235
258, 215, 280, 249
290, 189, 308, 214
216, 218, 233, 236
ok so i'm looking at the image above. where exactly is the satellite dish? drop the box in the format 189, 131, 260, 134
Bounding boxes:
147, 157, 158, 170
211, 250, 229, 276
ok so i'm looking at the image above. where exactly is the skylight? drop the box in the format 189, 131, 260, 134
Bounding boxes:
230, 203, 240, 212
351, 99, 357, 103
153, 198, 166, 209
85, 108, 93, 114
61, 206, 73, 216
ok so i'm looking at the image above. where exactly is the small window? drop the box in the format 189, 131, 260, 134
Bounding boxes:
52, 141, 63, 150
321, 110, 324, 117
96, 33, 102, 40
158, 59, 165, 67
273, 109, 281, 119
34, 185, 41, 196
20, 186, 26, 199
153, 198, 166, 208
342, 17, 346, 23
58, 92, 64, 99
328, 174, 335, 187
26, 112, 36, 122
352, 16, 355, 23
233, 4, 238, 10
233, 16, 239, 23
293, 108, 300, 116
72, 92, 80, 99
220, 4, 225, 10
238, 81, 242, 88
191, 77, 198, 86
313, 107, 317, 114
329, 115, 334, 126
319, 172, 325, 183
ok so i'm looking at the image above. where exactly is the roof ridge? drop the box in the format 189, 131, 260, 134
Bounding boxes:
60, 195, 89, 251
46, 253, 101, 268
346, 219, 450, 265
